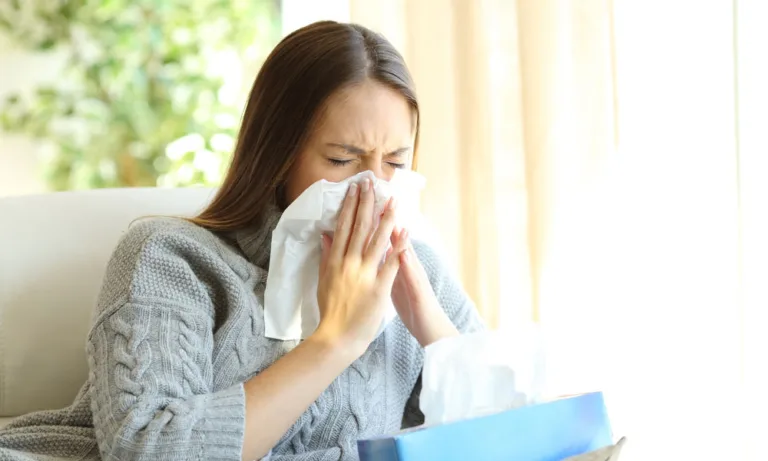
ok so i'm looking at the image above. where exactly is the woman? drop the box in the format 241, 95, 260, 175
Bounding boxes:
0, 21, 483, 461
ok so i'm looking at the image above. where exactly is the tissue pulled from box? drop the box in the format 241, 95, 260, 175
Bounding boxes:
419, 327, 546, 425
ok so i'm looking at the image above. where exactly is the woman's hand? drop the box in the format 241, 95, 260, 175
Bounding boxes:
389, 228, 460, 347
314, 177, 408, 357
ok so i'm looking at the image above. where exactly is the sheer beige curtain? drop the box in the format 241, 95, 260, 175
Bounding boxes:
349, 0, 616, 329
346, 1, 765, 460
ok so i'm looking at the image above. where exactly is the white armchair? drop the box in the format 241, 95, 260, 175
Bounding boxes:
0, 187, 215, 427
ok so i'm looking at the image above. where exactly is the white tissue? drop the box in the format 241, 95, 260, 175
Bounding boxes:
419, 327, 547, 426
264, 170, 427, 341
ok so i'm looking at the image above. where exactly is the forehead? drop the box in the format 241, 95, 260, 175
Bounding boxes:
313, 80, 415, 146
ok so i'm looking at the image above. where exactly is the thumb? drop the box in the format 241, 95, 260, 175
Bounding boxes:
319, 233, 332, 277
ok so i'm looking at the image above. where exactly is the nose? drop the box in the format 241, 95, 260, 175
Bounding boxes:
361, 154, 393, 181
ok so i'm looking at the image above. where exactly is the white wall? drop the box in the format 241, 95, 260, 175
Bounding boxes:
0, 32, 67, 197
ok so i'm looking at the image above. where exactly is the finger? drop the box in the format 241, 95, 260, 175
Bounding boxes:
330, 182, 359, 262
364, 197, 398, 266
390, 225, 402, 247
346, 178, 375, 257
378, 227, 409, 286
378, 244, 403, 288
319, 233, 332, 276
399, 229, 417, 264
397, 230, 417, 280
394, 228, 409, 254
398, 231, 429, 284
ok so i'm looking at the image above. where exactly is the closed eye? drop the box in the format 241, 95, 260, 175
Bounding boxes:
327, 158, 353, 167
327, 158, 406, 169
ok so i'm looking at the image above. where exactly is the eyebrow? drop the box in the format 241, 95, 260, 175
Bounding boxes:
326, 143, 411, 157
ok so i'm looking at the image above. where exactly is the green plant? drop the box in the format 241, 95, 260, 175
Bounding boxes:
0, 0, 280, 190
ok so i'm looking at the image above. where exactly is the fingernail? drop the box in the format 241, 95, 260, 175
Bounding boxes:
389, 196, 398, 210
348, 183, 358, 197
363, 178, 371, 192
400, 228, 408, 242
400, 249, 409, 263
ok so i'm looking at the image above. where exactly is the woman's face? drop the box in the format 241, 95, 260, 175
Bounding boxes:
284, 79, 416, 205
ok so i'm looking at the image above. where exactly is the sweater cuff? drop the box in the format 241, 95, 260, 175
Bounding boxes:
198, 382, 246, 460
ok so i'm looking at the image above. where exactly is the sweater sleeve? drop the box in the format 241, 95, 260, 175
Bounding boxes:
86, 220, 246, 461
412, 240, 486, 334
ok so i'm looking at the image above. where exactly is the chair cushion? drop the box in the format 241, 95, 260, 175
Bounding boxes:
0, 187, 214, 417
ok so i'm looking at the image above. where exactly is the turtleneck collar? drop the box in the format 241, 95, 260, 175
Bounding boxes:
232, 201, 283, 269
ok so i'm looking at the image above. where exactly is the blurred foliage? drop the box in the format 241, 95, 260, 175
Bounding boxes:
0, 0, 280, 190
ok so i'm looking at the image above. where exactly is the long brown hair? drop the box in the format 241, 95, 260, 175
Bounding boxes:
190, 21, 419, 231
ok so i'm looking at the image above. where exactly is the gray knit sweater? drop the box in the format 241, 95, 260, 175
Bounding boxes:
0, 212, 483, 460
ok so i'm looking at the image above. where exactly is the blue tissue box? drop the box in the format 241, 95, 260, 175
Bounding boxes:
357, 392, 612, 461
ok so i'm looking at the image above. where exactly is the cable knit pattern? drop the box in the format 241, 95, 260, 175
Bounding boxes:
0, 212, 484, 461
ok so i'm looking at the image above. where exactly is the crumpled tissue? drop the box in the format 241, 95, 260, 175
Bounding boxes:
264, 169, 427, 341
420, 326, 547, 425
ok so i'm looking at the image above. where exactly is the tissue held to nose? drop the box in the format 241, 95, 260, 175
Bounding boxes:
263, 169, 427, 341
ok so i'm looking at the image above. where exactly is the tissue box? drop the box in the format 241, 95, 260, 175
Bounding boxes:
357, 392, 613, 461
